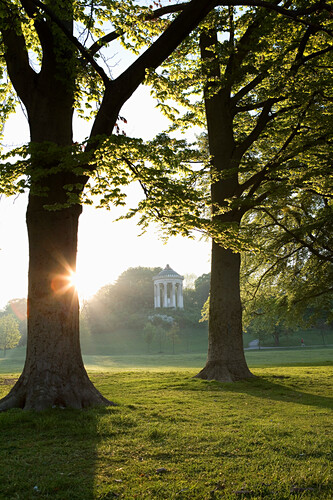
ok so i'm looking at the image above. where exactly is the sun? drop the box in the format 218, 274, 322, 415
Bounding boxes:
67, 270, 89, 297
67, 270, 79, 291
66, 270, 98, 300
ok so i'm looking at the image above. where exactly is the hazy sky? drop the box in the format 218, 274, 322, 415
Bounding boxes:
0, 85, 211, 308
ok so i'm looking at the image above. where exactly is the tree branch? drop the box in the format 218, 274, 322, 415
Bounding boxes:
29, 0, 333, 94
88, 3, 188, 56
115, 0, 218, 91
0, 5, 36, 108
235, 98, 277, 158
246, 245, 304, 302
295, 25, 316, 63
29, 0, 110, 85
89, 0, 220, 139
237, 91, 320, 197
235, 96, 280, 113
232, 0, 333, 37
88, 31, 122, 57
292, 286, 333, 304
225, 8, 268, 89
20, 0, 54, 54
300, 45, 333, 65
261, 208, 333, 263
121, 156, 150, 199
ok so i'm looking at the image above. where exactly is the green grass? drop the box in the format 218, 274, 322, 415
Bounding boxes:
243, 329, 333, 348
1, 345, 332, 374
80, 327, 333, 356
0, 362, 332, 499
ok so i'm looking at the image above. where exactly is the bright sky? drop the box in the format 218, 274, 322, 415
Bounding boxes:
0, 85, 211, 309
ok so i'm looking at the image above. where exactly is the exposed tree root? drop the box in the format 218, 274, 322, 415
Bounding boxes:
194, 360, 255, 382
0, 373, 114, 411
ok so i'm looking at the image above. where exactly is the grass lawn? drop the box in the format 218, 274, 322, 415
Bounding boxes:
0, 348, 332, 499
1, 345, 332, 373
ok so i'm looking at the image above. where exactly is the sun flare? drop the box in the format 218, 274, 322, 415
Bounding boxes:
66, 270, 97, 300
67, 271, 79, 291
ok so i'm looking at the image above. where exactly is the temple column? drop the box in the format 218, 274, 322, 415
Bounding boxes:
177, 281, 184, 309
163, 281, 168, 308
156, 283, 161, 308
171, 282, 176, 308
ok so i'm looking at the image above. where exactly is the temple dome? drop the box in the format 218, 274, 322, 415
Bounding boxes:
154, 264, 183, 279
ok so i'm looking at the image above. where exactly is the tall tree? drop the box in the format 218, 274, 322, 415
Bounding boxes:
130, 3, 332, 380
0, 0, 231, 411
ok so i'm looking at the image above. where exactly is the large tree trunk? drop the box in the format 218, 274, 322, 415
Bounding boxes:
0, 194, 111, 411
195, 242, 254, 381
195, 28, 254, 382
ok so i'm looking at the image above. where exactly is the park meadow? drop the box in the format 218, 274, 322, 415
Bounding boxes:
0, 348, 332, 499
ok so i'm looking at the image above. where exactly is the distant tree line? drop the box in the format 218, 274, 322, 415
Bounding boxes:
82, 266, 210, 337
1, 264, 331, 355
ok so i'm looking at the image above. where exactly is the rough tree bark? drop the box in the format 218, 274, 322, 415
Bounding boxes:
196, 243, 253, 381
195, 29, 254, 382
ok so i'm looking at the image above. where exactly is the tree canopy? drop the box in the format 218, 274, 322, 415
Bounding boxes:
129, 3, 332, 246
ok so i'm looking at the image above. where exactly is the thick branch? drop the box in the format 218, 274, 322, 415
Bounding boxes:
21, 0, 54, 55
300, 45, 333, 65
295, 25, 316, 63
200, 28, 222, 98
147, 2, 188, 20
0, 7, 36, 108
235, 99, 276, 158
225, 8, 268, 88
115, 0, 218, 94
90, 0, 220, 139
88, 31, 122, 56
235, 96, 279, 113
30, 0, 109, 85
88, 3, 188, 56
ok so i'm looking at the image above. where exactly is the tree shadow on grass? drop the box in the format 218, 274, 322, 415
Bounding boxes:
190, 375, 333, 411
0, 383, 122, 500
